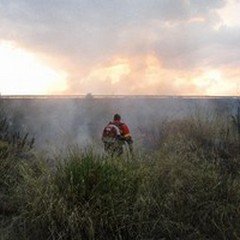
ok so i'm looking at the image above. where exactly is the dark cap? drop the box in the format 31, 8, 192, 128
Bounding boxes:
113, 113, 121, 121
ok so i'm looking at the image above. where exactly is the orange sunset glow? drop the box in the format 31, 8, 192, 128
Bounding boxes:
0, 41, 68, 95
1, 0, 240, 96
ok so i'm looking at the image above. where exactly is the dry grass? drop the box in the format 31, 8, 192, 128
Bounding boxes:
1, 105, 240, 239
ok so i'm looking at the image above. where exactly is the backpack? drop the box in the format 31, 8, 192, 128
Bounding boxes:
102, 122, 121, 143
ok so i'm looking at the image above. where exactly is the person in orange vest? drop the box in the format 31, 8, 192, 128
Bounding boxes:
102, 113, 133, 156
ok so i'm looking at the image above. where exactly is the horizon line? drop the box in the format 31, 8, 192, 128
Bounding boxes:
1, 94, 240, 99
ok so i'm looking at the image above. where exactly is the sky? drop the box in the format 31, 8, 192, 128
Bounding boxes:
0, 0, 240, 96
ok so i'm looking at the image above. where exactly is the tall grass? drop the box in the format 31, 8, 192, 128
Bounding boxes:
1, 107, 240, 239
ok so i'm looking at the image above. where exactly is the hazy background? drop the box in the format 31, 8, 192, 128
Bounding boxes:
2, 97, 238, 154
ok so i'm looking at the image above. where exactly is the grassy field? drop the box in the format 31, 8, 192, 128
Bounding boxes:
1, 99, 240, 239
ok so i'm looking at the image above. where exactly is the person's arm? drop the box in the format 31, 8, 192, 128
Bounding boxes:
121, 124, 133, 144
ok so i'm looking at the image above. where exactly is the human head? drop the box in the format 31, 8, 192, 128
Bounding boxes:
113, 113, 121, 121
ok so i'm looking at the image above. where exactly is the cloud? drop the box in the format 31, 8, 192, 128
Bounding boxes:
0, 0, 240, 95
